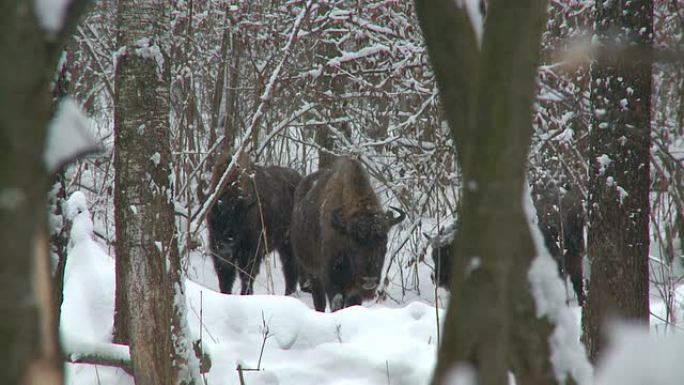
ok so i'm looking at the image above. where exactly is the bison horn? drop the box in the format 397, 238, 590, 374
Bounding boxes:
386, 206, 406, 227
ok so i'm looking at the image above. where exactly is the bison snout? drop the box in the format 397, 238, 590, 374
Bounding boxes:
361, 276, 379, 290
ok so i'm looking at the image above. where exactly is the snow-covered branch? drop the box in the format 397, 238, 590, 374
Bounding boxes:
189, 0, 312, 238
63, 341, 132, 374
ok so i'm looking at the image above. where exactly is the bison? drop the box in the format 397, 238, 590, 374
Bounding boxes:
207, 159, 302, 296
429, 183, 585, 305
427, 220, 457, 289
291, 157, 405, 312
532, 181, 585, 305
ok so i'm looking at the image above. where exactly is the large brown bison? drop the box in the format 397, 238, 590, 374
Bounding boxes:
291, 157, 405, 312
207, 159, 302, 295
429, 182, 585, 305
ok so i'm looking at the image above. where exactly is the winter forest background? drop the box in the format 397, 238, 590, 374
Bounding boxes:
3, 0, 684, 384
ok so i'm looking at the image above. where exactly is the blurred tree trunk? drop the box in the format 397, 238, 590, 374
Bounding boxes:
0, 1, 87, 384
113, 0, 200, 383
415, 1, 564, 384
582, 0, 652, 362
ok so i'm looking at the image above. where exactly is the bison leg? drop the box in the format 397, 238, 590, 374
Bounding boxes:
310, 277, 327, 312
325, 281, 347, 312
278, 243, 299, 296
212, 255, 237, 294
564, 251, 584, 305
345, 293, 362, 308
330, 293, 345, 312
298, 269, 312, 293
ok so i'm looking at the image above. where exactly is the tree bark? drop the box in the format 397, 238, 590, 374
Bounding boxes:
0, 1, 87, 383
113, 0, 200, 383
315, 3, 345, 169
415, 1, 560, 384
582, 0, 652, 362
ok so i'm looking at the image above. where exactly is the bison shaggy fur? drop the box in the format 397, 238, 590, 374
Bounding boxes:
207, 164, 302, 295
429, 183, 585, 305
291, 157, 405, 312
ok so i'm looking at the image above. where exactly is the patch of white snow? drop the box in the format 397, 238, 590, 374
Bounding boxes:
61, 192, 115, 345
44, 97, 98, 172
33, 0, 71, 34
595, 324, 684, 385
455, 0, 484, 47
596, 154, 612, 175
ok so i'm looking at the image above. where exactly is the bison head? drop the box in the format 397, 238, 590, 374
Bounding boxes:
331, 206, 405, 244
330, 206, 405, 292
208, 178, 256, 256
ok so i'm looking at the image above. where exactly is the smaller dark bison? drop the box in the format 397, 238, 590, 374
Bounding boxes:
207, 157, 302, 296
291, 157, 405, 312
426, 220, 457, 289
429, 183, 585, 305
532, 182, 585, 305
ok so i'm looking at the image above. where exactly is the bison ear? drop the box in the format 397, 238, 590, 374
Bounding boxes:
331, 208, 347, 233
386, 206, 406, 228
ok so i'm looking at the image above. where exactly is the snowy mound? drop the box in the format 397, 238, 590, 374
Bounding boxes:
596, 325, 684, 385
61, 192, 115, 345
184, 280, 440, 385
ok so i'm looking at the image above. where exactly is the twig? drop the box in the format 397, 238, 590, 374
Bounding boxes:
188, 1, 312, 241
386, 361, 391, 385
200, 291, 209, 383
64, 344, 133, 375
250, 175, 274, 294
257, 311, 270, 370
236, 364, 246, 385
77, 25, 115, 99
255, 102, 318, 160
435, 276, 441, 348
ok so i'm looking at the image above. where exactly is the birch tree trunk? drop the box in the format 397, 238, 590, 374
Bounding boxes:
415, 1, 571, 384
113, 0, 200, 383
582, 0, 652, 362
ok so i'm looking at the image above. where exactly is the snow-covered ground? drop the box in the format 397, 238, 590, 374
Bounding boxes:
60, 192, 684, 385
62, 192, 445, 385
64, 257, 442, 385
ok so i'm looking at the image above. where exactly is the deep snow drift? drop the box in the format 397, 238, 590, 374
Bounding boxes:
61, 192, 443, 385
64, 265, 441, 385
60, 191, 684, 385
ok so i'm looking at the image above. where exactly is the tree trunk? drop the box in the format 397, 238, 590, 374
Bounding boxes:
315, 3, 345, 169
113, 0, 200, 383
582, 0, 652, 362
0, 1, 87, 383
415, 1, 563, 384
316, 124, 337, 168
203, 6, 240, 197
0, 9, 52, 382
